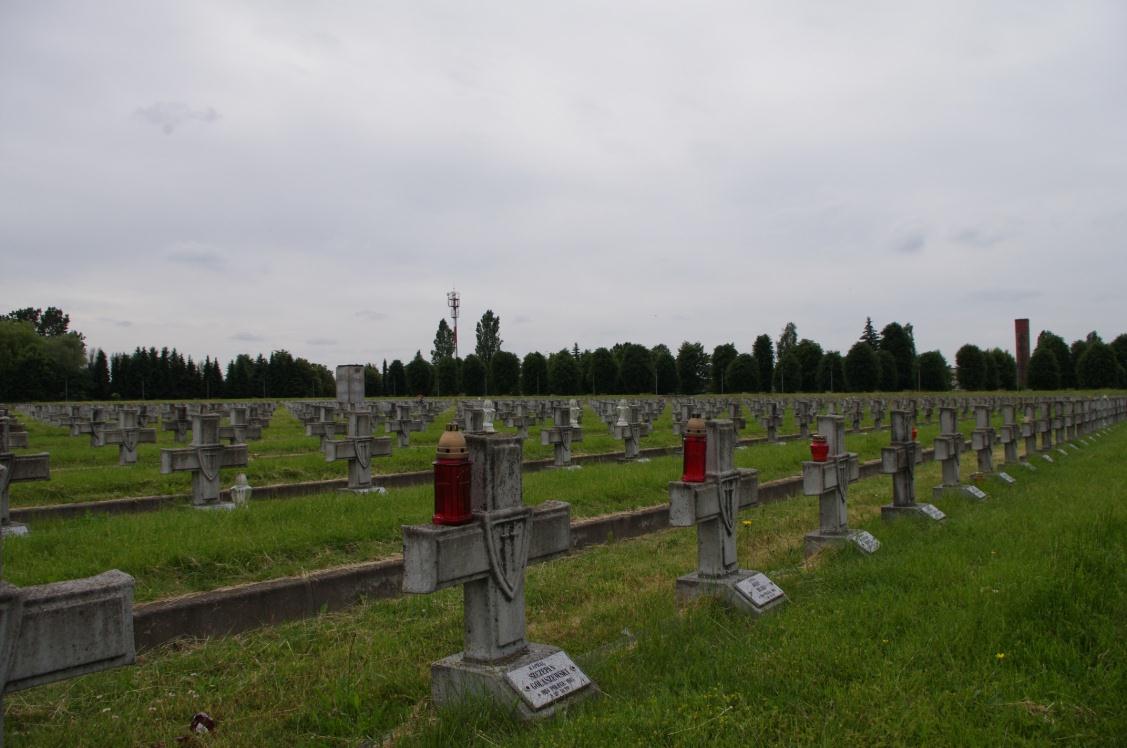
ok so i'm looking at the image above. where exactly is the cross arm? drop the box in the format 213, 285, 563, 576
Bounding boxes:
4, 453, 50, 482
159, 447, 198, 474
2, 571, 135, 694
668, 469, 758, 527
402, 500, 570, 594
803, 453, 859, 495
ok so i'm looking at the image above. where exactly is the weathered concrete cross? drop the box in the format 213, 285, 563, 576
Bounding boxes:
92, 408, 156, 465
880, 410, 944, 521
540, 404, 583, 468
218, 406, 263, 445
0, 417, 49, 537
612, 400, 652, 461
668, 419, 783, 615
760, 402, 783, 444
386, 403, 424, 448
803, 415, 878, 555
161, 405, 193, 443
401, 432, 592, 719
971, 405, 996, 476
324, 409, 392, 491
160, 414, 249, 509
933, 407, 987, 500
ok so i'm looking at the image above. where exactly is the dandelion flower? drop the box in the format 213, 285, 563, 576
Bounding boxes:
995, 652, 1006, 660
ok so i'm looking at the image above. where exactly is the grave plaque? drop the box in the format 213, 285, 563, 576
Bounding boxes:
505, 651, 592, 711
1057, 448, 1068, 456
735, 572, 785, 608
919, 504, 946, 520
966, 485, 988, 500
1042, 454, 1053, 463
853, 530, 880, 554
998, 472, 1016, 484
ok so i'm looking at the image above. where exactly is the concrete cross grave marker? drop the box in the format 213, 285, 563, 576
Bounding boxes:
401, 432, 594, 719
335, 364, 366, 407
971, 405, 997, 476
871, 399, 886, 431
386, 403, 424, 448
999, 404, 1019, 467
880, 410, 944, 521
160, 414, 249, 509
162, 405, 193, 443
668, 419, 784, 615
306, 406, 347, 447
933, 408, 986, 500
218, 406, 263, 445
324, 409, 392, 492
0, 473, 137, 748
803, 416, 878, 555
795, 400, 812, 438
91, 408, 157, 465
1036, 402, 1053, 454
0, 417, 50, 537
613, 400, 653, 461
505, 401, 538, 440
760, 402, 783, 444
541, 405, 583, 468
482, 400, 497, 434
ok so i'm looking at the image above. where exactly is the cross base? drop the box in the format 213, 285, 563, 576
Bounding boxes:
338, 486, 387, 495
193, 501, 237, 511
0, 522, 28, 538
430, 642, 597, 721
674, 569, 787, 617
803, 529, 881, 558
881, 503, 946, 521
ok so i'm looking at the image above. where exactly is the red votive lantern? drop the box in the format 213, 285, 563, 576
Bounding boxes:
911, 427, 918, 442
810, 434, 829, 462
681, 416, 707, 482
433, 423, 472, 525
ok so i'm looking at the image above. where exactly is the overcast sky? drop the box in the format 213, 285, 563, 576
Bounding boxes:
2, 2, 1125, 369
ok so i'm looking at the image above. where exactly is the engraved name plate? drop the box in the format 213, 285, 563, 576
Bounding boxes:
506, 651, 592, 711
735, 572, 785, 608
1057, 448, 1068, 456
998, 472, 1016, 484
919, 503, 946, 520
852, 530, 880, 554
966, 486, 988, 500
1042, 454, 1054, 463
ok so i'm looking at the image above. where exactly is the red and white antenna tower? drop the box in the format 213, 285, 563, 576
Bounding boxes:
447, 289, 460, 358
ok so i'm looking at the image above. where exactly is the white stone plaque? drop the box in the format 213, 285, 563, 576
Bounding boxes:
852, 530, 880, 554
965, 486, 988, 500
1042, 454, 1054, 463
506, 651, 592, 711
735, 572, 785, 608
1021, 462, 1036, 471
998, 472, 1016, 484
919, 503, 946, 520
1057, 448, 1068, 456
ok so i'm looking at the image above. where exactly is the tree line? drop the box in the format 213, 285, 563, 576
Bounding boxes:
3, 306, 1125, 402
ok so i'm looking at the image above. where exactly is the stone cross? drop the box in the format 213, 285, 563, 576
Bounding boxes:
880, 410, 944, 521
160, 414, 249, 509
0, 463, 137, 748
162, 405, 193, 443
482, 400, 497, 434
613, 400, 652, 461
401, 433, 593, 719
760, 402, 782, 444
871, 399, 886, 431
0, 417, 50, 537
505, 401, 538, 440
541, 405, 583, 468
92, 408, 156, 465
725, 402, 746, 433
1053, 400, 1067, 446
1020, 404, 1038, 464
849, 401, 863, 432
306, 406, 347, 447
324, 409, 393, 492
933, 407, 986, 500
794, 400, 812, 438
218, 406, 263, 444
1036, 402, 1053, 452
803, 416, 877, 555
668, 420, 784, 615
70, 406, 111, 438
999, 405, 1019, 465
336, 364, 366, 406
386, 403, 424, 448
971, 405, 996, 475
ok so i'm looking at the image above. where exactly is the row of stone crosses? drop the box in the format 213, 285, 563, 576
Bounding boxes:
2, 389, 1124, 732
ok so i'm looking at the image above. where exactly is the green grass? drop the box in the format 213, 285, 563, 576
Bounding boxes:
5, 424, 1122, 746
4, 417, 971, 602
8, 395, 977, 508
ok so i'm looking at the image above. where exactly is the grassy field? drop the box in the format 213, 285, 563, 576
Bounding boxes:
7, 395, 989, 508
4, 417, 969, 602
6, 422, 1121, 746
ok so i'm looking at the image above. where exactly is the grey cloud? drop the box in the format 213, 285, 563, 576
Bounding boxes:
962, 288, 1042, 304
99, 318, 132, 328
892, 233, 927, 255
307, 337, 337, 346
512, 314, 532, 324
355, 310, 388, 321
953, 227, 1006, 249
231, 332, 265, 342
167, 248, 225, 271
134, 101, 220, 134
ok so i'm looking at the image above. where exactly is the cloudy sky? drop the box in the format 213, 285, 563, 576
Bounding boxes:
2, 2, 1125, 369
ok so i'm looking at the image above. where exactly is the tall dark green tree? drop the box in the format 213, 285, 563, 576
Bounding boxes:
405, 351, 433, 395
675, 341, 709, 395
752, 335, 774, 394
489, 351, 521, 395
879, 322, 916, 390
982, 349, 999, 390
724, 354, 758, 393
520, 352, 548, 395
461, 354, 487, 396
877, 350, 898, 391
386, 359, 407, 397
1027, 346, 1060, 390
1110, 334, 1127, 386
917, 351, 950, 391
474, 310, 502, 368
434, 357, 460, 396
652, 344, 678, 394
773, 350, 801, 393
793, 339, 823, 393
860, 317, 880, 348
988, 349, 1017, 391
776, 322, 798, 362
89, 349, 111, 399
1035, 331, 1072, 388
955, 344, 986, 391
711, 343, 738, 393
548, 349, 581, 394
844, 342, 879, 392
617, 343, 654, 394
589, 347, 618, 394
431, 319, 455, 364
816, 351, 845, 392
1076, 341, 1121, 388
363, 363, 382, 397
